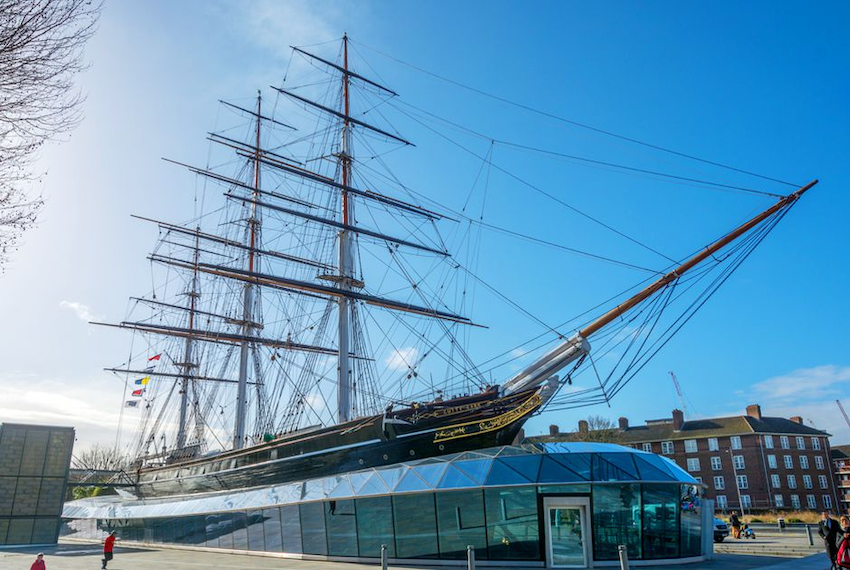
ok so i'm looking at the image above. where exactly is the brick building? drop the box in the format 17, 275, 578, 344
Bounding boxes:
830, 444, 850, 514
535, 404, 838, 513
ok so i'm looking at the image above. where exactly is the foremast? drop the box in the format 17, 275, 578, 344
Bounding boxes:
337, 34, 354, 423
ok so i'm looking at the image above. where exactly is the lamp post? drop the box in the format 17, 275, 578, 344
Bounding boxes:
726, 448, 745, 515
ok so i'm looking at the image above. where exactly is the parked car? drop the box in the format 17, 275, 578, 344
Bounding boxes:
713, 517, 729, 542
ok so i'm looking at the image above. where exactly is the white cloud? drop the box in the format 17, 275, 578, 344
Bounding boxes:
59, 300, 100, 322
752, 365, 850, 404
385, 347, 418, 371
510, 347, 529, 359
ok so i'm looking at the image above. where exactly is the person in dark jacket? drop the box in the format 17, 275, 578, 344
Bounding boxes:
818, 510, 843, 569
729, 511, 742, 539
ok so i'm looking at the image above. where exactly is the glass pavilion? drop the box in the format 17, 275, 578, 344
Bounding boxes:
62, 442, 710, 567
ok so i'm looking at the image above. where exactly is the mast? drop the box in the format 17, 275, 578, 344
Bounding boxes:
233, 91, 262, 449
176, 228, 200, 450
337, 34, 353, 423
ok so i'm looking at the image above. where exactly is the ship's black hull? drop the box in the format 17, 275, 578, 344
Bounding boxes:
133, 387, 542, 498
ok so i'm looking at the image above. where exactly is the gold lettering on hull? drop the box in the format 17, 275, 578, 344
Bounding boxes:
433, 393, 542, 443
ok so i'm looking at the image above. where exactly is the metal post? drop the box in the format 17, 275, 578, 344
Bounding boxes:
806, 524, 814, 546
467, 545, 475, 570
381, 544, 388, 570
618, 545, 629, 569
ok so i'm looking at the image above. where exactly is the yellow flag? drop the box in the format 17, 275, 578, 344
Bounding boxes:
141, 376, 150, 385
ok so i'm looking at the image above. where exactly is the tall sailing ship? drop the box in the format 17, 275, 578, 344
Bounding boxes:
98, 36, 815, 498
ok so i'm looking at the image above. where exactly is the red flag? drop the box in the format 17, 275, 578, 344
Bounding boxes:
148, 354, 162, 361
132, 389, 143, 397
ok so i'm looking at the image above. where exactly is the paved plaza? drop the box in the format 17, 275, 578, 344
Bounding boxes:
0, 540, 835, 570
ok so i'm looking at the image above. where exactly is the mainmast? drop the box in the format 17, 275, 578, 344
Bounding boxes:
233, 91, 263, 449
175, 229, 201, 450
337, 35, 354, 423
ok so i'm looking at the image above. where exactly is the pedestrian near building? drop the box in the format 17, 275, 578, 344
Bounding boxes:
818, 511, 843, 569
29, 553, 45, 570
729, 511, 742, 539
102, 531, 117, 569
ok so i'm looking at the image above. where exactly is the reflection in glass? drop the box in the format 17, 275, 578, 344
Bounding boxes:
592, 484, 641, 560
204, 514, 219, 548
246, 510, 265, 551
216, 513, 233, 549
642, 484, 679, 559
393, 493, 438, 558
484, 487, 540, 560
680, 484, 701, 557
281, 504, 302, 554
548, 507, 585, 566
326, 500, 358, 556
436, 490, 487, 559
231, 511, 248, 550
300, 502, 327, 555
263, 508, 283, 552
356, 496, 395, 558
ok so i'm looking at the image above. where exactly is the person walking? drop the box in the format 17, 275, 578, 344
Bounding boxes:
101, 531, 117, 569
29, 553, 45, 570
818, 510, 843, 569
729, 511, 742, 539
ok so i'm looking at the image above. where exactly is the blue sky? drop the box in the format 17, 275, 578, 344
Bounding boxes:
0, 1, 847, 450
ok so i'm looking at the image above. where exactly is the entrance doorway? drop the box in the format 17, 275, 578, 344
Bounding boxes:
543, 497, 591, 568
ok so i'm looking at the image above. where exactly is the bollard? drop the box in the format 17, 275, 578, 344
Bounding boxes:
618, 544, 629, 570
805, 524, 814, 546
381, 544, 388, 570
467, 545, 475, 570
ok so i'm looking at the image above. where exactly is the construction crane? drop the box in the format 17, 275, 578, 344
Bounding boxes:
670, 371, 687, 417
837, 400, 850, 429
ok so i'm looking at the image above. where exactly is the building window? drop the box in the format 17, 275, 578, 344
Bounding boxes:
788, 475, 798, 489
731, 436, 742, 450
764, 435, 774, 449
812, 437, 821, 450
733, 455, 745, 470
824, 495, 833, 509
807, 495, 817, 509
803, 475, 813, 489
736, 475, 748, 490
436, 490, 488, 558
685, 439, 698, 453
642, 443, 652, 453
714, 476, 725, 490
781, 436, 790, 449
741, 495, 751, 508
815, 456, 825, 470
819, 475, 829, 489
711, 457, 722, 471
484, 487, 540, 561
797, 437, 806, 450
800, 456, 809, 469
694, 476, 703, 484
687, 458, 700, 472
708, 438, 719, 451
768, 455, 777, 469
771, 474, 781, 489
661, 441, 674, 455
791, 495, 801, 509
716, 495, 728, 509
775, 494, 784, 508
784, 455, 793, 469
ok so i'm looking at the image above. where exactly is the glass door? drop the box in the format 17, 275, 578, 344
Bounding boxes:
544, 497, 590, 568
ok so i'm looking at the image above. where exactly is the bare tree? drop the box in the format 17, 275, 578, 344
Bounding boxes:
571, 415, 625, 444
72, 443, 126, 471
0, 0, 101, 268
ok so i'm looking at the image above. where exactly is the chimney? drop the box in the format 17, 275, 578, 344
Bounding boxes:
549, 424, 560, 436
790, 416, 803, 424
672, 409, 684, 431
618, 417, 629, 430
578, 420, 589, 434
746, 404, 762, 420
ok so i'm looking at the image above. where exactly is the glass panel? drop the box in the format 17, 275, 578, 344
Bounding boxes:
500, 456, 542, 481
680, 484, 702, 557
281, 504, 302, 554
451, 459, 492, 485
231, 511, 248, 550
486, 459, 535, 486
411, 463, 448, 487
438, 465, 478, 489
263, 508, 283, 552
592, 484, 641, 560
549, 507, 585, 566
642, 484, 679, 559
0, 477, 15, 516
538, 484, 591, 495
436, 490, 488, 559
299, 502, 327, 555
31, 518, 58, 544
634, 456, 676, 482
19, 430, 49, 477
246, 510, 265, 551
539, 456, 588, 483
6, 518, 33, 544
376, 466, 405, 491
192, 516, 206, 545
43, 431, 73, 477
392, 493, 438, 558
550, 453, 592, 480
356, 496, 395, 558
592, 454, 639, 482
396, 470, 431, 492
204, 514, 220, 548
328, 477, 354, 499
0, 427, 26, 476
172, 517, 192, 544
358, 473, 391, 496
0, 518, 8, 544
13, 478, 39, 516
217, 513, 233, 549
326, 500, 358, 556
484, 487, 540, 560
